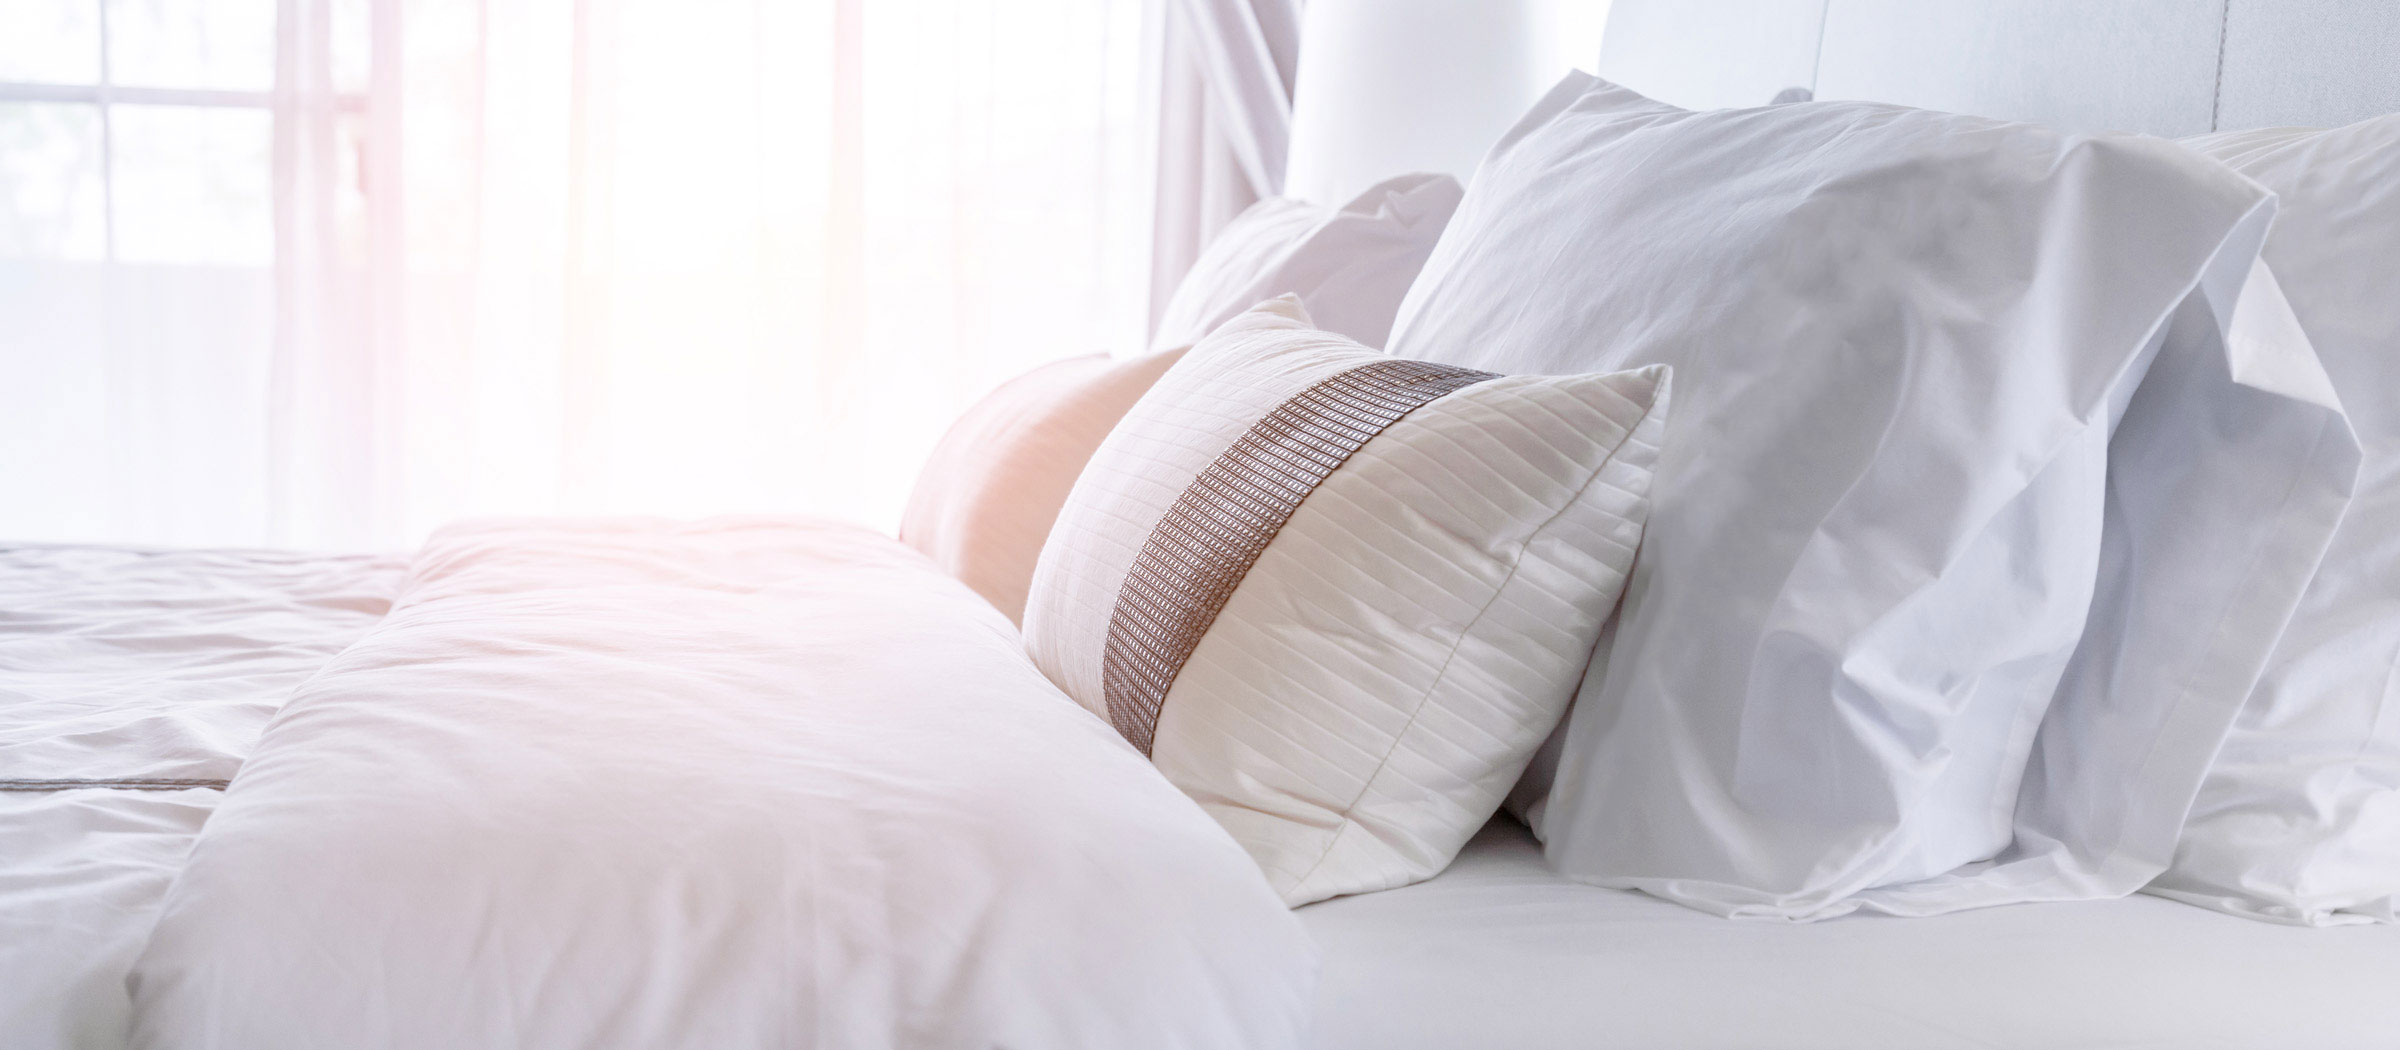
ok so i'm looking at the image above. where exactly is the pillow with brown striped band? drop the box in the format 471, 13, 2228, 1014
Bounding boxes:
1022, 294, 1669, 905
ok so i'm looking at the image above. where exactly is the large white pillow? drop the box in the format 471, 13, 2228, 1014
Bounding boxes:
2152, 115, 2400, 926
1390, 73, 2357, 919
1025, 296, 1668, 906
129, 519, 1315, 1050
1149, 173, 1461, 354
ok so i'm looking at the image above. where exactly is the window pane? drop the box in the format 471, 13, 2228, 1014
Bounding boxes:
106, 0, 276, 91
332, 0, 372, 94
111, 104, 271, 265
0, 103, 107, 260
333, 110, 371, 265
0, 0, 102, 84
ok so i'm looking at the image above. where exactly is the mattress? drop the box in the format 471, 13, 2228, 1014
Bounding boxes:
1302, 819, 2400, 1050
0, 546, 405, 1050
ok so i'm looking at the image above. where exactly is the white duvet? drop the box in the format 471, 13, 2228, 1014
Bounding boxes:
2, 546, 404, 1050
125, 519, 1315, 1050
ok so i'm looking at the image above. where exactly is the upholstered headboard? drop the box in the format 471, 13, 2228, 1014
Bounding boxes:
1603, 0, 2400, 135
1285, 0, 2400, 207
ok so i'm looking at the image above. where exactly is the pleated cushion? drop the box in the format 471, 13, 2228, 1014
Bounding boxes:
1024, 295, 1668, 905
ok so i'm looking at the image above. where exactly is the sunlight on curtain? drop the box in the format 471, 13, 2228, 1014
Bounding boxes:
0, 0, 1148, 549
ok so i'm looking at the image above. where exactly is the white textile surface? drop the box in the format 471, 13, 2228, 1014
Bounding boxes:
1392, 73, 2357, 919
1303, 818, 2400, 1050
0, 547, 404, 781
0, 546, 403, 1050
1149, 0, 1306, 330
1027, 298, 1666, 906
127, 518, 1315, 1050
2156, 115, 2400, 925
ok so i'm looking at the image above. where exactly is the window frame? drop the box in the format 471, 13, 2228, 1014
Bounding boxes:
0, 0, 371, 265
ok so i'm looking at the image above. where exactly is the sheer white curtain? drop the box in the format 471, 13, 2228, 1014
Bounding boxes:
1146, 0, 1299, 329
0, 0, 1147, 550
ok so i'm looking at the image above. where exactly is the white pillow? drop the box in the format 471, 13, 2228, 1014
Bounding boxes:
1390, 73, 2357, 919
1149, 173, 1461, 354
2152, 115, 2400, 926
1025, 296, 1668, 906
127, 520, 1316, 1050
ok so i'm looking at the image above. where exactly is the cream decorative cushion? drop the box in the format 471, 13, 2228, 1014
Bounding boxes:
901, 349, 1185, 623
1023, 296, 1669, 905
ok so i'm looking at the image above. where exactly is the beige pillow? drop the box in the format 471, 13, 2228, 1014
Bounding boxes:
902, 348, 1186, 622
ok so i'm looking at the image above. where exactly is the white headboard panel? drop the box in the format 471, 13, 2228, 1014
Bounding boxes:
1279, 0, 2397, 212
1813, 0, 2223, 136
1590, 0, 1826, 115
1598, 0, 2400, 135
2218, 0, 2400, 130
1283, 0, 1605, 207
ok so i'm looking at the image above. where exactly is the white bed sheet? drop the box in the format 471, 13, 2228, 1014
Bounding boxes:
1, 546, 403, 1050
1302, 819, 2400, 1050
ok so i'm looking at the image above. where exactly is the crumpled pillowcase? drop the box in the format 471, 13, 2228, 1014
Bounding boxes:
1390, 72, 2357, 919
2150, 114, 2400, 926
1025, 295, 1668, 906
1149, 172, 1462, 354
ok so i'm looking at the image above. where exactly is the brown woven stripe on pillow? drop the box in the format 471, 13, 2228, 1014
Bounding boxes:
1100, 359, 1497, 756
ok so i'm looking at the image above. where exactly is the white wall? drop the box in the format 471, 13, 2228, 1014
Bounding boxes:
1593, 0, 2400, 136
1283, 0, 1609, 207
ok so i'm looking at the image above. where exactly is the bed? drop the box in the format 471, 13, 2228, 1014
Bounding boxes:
10, 2, 2400, 1048
10, 532, 2400, 1050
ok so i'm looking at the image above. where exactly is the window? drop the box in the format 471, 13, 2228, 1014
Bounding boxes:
0, 0, 373, 266
0, 0, 1147, 549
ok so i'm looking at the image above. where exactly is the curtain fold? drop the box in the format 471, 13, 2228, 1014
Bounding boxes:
1145, 0, 1303, 336
1175, 0, 1299, 197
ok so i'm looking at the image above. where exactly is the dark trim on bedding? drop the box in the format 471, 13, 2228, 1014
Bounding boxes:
0, 777, 230, 791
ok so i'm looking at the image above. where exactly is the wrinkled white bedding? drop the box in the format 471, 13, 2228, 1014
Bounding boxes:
124, 519, 1316, 1050
1, 546, 405, 784
13, 528, 2398, 1050
1, 546, 403, 1050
